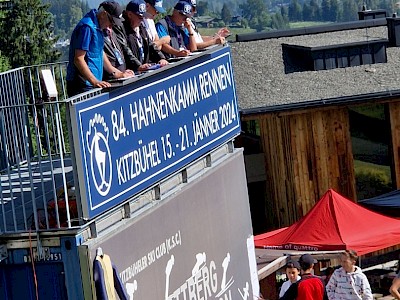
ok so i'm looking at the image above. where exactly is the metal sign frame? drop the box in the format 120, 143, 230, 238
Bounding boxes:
69, 47, 240, 219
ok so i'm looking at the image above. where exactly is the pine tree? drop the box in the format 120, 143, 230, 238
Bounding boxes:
197, 1, 208, 15
45, 0, 89, 39
329, 0, 340, 21
341, 0, 359, 21
321, 0, 331, 21
0, 0, 60, 68
309, 0, 321, 21
289, 0, 303, 21
221, 3, 232, 24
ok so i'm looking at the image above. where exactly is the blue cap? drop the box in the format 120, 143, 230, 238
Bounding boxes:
181, 0, 196, 7
126, 0, 147, 16
145, 0, 166, 13
299, 254, 317, 268
174, 1, 192, 16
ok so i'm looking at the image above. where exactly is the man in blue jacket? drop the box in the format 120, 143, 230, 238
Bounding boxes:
67, 7, 134, 97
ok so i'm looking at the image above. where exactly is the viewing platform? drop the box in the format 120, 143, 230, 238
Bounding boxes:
0, 44, 239, 237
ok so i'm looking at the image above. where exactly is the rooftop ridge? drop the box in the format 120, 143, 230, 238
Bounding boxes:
235, 18, 387, 42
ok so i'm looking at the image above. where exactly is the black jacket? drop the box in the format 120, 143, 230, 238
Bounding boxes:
113, 24, 142, 72
123, 22, 165, 71
102, 28, 127, 80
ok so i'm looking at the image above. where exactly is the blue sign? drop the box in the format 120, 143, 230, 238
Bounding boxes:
72, 47, 240, 218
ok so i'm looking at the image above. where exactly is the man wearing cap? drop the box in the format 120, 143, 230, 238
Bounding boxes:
280, 254, 328, 300
155, 1, 197, 59
123, 0, 168, 71
98, 1, 136, 80
66, 6, 133, 96
142, 0, 171, 50
180, 0, 229, 49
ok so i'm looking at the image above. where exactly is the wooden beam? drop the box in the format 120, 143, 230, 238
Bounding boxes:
258, 256, 288, 280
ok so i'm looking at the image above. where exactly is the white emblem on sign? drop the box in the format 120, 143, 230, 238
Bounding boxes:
126, 280, 138, 300
86, 114, 112, 196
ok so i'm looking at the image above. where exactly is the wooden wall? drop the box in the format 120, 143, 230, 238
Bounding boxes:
245, 107, 357, 227
389, 101, 400, 189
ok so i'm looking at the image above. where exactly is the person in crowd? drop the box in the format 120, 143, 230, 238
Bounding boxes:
326, 250, 373, 300
389, 258, 400, 299
123, 0, 168, 72
180, 0, 229, 49
323, 267, 334, 285
98, 1, 135, 80
279, 260, 301, 298
155, 1, 197, 58
280, 254, 328, 300
66, 6, 133, 96
142, 0, 171, 50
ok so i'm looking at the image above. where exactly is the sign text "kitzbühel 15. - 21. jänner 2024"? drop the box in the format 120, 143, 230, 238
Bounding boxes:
73, 47, 240, 219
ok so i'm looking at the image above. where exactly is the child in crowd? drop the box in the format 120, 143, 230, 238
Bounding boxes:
279, 260, 301, 298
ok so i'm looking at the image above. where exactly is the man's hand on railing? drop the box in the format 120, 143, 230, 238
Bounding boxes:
176, 49, 191, 57
93, 80, 111, 88
122, 69, 135, 78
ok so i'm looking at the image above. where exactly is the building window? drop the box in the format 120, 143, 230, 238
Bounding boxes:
349, 104, 393, 200
237, 119, 262, 154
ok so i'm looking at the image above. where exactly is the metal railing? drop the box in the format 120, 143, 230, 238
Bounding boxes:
0, 62, 80, 233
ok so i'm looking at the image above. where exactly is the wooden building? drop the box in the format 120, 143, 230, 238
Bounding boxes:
231, 19, 400, 233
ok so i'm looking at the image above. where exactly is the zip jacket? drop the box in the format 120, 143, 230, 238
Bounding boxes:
326, 266, 373, 300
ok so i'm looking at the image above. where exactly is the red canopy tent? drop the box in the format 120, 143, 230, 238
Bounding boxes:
254, 189, 400, 255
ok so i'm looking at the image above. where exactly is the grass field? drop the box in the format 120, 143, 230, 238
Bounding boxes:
198, 27, 256, 41
354, 159, 391, 178
289, 21, 333, 28
198, 22, 332, 40
350, 104, 385, 120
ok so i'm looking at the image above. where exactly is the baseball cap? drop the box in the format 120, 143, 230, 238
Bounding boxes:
144, 0, 166, 13
99, 1, 124, 26
126, 0, 147, 17
285, 260, 301, 270
181, 0, 196, 7
174, 1, 192, 17
298, 254, 317, 267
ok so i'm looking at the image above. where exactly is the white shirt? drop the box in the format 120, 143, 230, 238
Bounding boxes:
188, 18, 203, 43
279, 276, 301, 298
142, 17, 158, 42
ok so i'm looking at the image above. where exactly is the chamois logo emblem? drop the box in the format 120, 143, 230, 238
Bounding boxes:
86, 114, 112, 196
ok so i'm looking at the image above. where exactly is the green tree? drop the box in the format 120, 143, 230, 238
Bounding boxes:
271, 11, 289, 29
341, 0, 359, 21
0, 0, 60, 68
289, 0, 303, 21
321, 0, 331, 21
281, 6, 289, 24
0, 51, 11, 73
241, 17, 249, 28
303, 2, 312, 20
249, 11, 271, 31
221, 3, 232, 24
45, 0, 88, 39
240, 0, 270, 31
309, 0, 321, 20
329, 0, 340, 21
240, 0, 267, 21
197, 1, 209, 15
